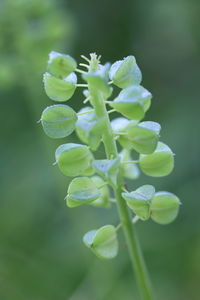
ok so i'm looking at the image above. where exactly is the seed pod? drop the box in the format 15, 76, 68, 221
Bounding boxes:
126, 121, 161, 154
150, 192, 180, 224
111, 118, 138, 149
47, 51, 77, 78
41, 104, 77, 138
76, 107, 103, 151
90, 176, 110, 207
66, 177, 101, 207
108, 85, 152, 120
92, 158, 120, 186
119, 149, 140, 179
83, 63, 112, 98
139, 142, 174, 177
122, 185, 155, 220
109, 56, 142, 89
83, 225, 118, 259
55, 143, 94, 177
43, 72, 77, 102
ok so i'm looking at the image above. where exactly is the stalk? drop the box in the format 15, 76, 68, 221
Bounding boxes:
89, 84, 155, 300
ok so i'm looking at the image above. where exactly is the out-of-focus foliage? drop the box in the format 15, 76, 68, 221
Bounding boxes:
1, 0, 200, 299
0, 0, 74, 90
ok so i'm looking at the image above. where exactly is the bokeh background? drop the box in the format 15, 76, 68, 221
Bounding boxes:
1, 0, 200, 299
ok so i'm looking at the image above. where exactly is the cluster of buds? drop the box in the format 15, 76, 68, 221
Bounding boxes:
40, 51, 180, 260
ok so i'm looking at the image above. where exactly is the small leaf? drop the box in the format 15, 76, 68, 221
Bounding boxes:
122, 185, 155, 220
92, 158, 120, 186
150, 192, 180, 225
109, 56, 142, 89
47, 51, 77, 78
139, 142, 174, 177
41, 104, 77, 138
119, 149, 140, 179
55, 143, 94, 177
126, 121, 161, 154
66, 177, 101, 207
83, 225, 118, 259
90, 176, 110, 207
43, 72, 77, 102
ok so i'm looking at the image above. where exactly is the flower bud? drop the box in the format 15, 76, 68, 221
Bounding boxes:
43, 72, 77, 102
150, 192, 180, 224
55, 143, 94, 177
139, 142, 174, 177
41, 104, 77, 138
48, 51, 77, 78
109, 56, 142, 89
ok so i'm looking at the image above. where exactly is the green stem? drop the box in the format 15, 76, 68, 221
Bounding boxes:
89, 85, 154, 300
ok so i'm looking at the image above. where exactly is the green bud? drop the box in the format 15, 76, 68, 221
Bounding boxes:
83, 225, 118, 259
90, 176, 110, 207
139, 142, 174, 177
47, 51, 77, 78
108, 85, 152, 120
66, 177, 101, 207
43, 72, 77, 102
55, 143, 94, 177
126, 121, 161, 154
122, 185, 155, 220
109, 56, 142, 89
41, 104, 77, 139
119, 149, 140, 179
83, 63, 112, 98
92, 158, 120, 186
150, 192, 180, 224
75, 107, 103, 151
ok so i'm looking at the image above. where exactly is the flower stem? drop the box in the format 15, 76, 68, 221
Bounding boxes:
88, 85, 154, 300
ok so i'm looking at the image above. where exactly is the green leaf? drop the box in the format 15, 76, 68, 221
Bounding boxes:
55, 143, 94, 177
83, 64, 112, 98
41, 104, 77, 139
83, 225, 118, 259
139, 142, 174, 177
66, 177, 101, 207
109, 56, 142, 89
122, 185, 155, 220
47, 51, 77, 78
126, 121, 161, 154
43, 72, 77, 102
92, 158, 120, 186
119, 149, 140, 179
150, 192, 180, 225
90, 176, 110, 207
75, 107, 104, 150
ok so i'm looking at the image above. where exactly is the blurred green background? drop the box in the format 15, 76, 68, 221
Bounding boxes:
1, 0, 200, 299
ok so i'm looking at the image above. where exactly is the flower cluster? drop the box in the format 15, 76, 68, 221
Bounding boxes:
40, 52, 180, 260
